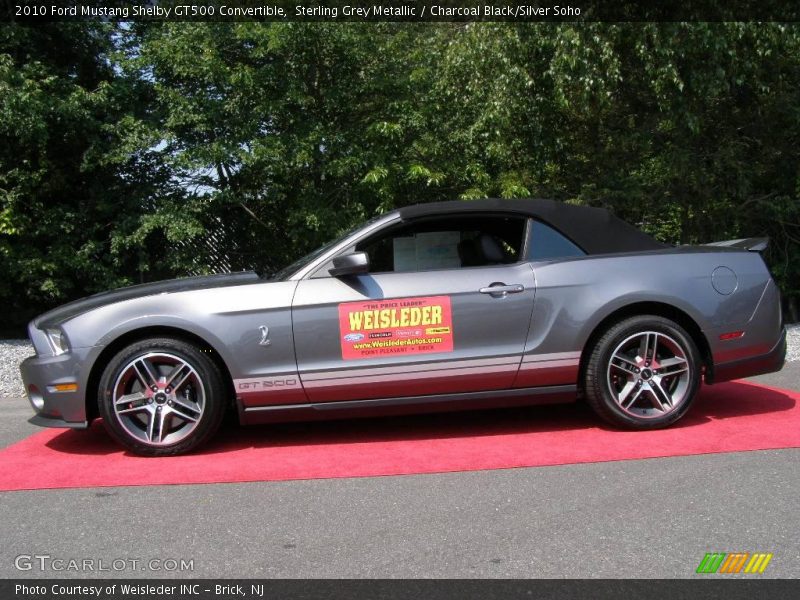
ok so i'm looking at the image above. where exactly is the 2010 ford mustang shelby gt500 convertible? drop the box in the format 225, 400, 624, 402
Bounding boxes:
21, 199, 786, 455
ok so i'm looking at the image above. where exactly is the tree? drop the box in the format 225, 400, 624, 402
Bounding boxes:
415, 23, 800, 317
1, 22, 798, 329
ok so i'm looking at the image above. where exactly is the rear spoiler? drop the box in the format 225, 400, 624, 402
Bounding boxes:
704, 237, 769, 252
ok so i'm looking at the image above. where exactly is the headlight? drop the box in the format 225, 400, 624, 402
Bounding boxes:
45, 328, 70, 356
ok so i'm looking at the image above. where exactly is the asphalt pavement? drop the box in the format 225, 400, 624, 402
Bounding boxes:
0, 363, 798, 579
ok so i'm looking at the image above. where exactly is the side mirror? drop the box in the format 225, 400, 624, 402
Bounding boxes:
329, 252, 369, 277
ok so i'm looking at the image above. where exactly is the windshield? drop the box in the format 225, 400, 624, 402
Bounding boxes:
270, 215, 384, 281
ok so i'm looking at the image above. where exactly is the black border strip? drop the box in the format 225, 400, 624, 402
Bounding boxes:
2, 579, 800, 600
4, 0, 800, 23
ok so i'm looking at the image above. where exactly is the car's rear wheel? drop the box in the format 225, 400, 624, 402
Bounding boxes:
584, 315, 701, 429
98, 337, 226, 456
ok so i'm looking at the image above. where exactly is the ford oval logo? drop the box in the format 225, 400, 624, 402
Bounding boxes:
344, 333, 365, 342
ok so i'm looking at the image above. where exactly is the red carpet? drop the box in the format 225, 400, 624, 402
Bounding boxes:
0, 380, 798, 492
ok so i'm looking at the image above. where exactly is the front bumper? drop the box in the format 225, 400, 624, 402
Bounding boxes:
19, 352, 89, 428
709, 327, 787, 384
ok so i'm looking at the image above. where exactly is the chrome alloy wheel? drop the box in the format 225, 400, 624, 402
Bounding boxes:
606, 331, 692, 418
112, 352, 206, 446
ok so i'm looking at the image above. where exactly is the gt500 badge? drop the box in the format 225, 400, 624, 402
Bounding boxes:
338, 295, 454, 360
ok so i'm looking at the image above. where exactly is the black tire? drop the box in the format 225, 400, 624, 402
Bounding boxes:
98, 337, 226, 456
584, 315, 702, 429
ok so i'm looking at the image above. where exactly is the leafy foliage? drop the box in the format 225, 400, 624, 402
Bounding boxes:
1, 22, 799, 332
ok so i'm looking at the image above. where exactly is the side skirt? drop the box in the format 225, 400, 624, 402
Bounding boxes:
238, 384, 577, 425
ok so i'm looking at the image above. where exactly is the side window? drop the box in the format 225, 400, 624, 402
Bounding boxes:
356, 215, 526, 274
527, 220, 585, 261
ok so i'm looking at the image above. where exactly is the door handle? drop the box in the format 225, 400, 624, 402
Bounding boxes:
479, 283, 525, 298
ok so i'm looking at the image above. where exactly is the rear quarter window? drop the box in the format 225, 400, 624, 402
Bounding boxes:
527, 220, 586, 261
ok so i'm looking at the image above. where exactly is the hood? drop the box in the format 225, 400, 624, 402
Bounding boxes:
34, 271, 261, 329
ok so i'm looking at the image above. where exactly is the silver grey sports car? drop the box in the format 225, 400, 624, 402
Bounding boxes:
20, 199, 786, 456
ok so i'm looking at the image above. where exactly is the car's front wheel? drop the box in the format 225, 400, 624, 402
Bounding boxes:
584, 315, 702, 429
98, 337, 226, 456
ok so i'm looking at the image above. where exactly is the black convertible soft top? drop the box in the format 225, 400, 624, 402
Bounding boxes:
398, 198, 668, 255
